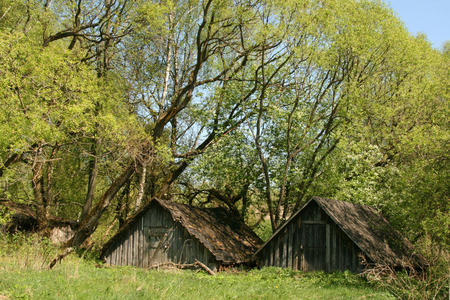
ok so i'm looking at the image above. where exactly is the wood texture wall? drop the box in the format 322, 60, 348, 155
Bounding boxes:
103, 202, 218, 270
257, 202, 364, 272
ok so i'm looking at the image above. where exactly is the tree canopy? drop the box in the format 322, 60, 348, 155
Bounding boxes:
0, 0, 448, 256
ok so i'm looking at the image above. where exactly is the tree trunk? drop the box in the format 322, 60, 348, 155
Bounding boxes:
0, 153, 22, 178
135, 163, 146, 211
32, 148, 48, 231
44, 146, 58, 211
64, 164, 134, 249
80, 141, 99, 222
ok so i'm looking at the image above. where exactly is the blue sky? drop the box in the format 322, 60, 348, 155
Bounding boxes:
385, 0, 449, 49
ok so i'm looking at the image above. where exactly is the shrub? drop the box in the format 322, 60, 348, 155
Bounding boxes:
0, 232, 58, 270
364, 254, 449, 299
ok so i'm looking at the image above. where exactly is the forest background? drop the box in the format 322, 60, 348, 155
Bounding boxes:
0, 0, 448, 295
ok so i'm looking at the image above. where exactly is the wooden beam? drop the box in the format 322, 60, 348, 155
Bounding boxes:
301, 220, 327, 225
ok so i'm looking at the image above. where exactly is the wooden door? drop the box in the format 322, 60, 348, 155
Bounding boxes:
146, 226, 174, 266
301, 223, 326, 271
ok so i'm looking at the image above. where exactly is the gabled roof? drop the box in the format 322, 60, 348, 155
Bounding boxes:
102, 198, 262, 264
256, 196, 426, 268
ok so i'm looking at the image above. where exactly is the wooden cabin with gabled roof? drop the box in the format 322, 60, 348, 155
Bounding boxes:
254, 197, 426, 273
101, 198, 262, 270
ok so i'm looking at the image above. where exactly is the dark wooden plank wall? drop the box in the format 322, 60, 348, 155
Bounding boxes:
259, 201, 364, 272
104, 203, 218, 270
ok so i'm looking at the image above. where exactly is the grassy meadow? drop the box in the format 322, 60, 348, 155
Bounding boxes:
0, 234, 396, 299
0, 255, 394, 300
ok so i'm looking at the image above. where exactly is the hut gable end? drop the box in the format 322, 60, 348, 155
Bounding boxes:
312, 197, 423, 267
255, 197, 425, 272
102, 199, 262, 268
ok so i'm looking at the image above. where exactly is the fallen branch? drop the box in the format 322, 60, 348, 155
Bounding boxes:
148, 260, 216, 275
148, 262, 195, 269
194, 259, 216, 276
48, 247, 74, 269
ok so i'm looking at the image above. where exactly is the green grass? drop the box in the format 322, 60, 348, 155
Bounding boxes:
0, 256, 393, 300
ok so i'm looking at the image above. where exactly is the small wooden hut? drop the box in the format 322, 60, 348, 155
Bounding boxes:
255, 197, 424, 273
101, 198, 262, 270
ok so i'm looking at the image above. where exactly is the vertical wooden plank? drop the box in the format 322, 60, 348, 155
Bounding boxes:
131, 226, 135, 266
330, 224, 335, 271
115, 243, 118, 266
112, 245, 116, 265
130, 225, 134, 266
279, 234, 282, 268
178, 228, 184, 264
130, 229, 133, 266
132, 225, 136, 266
301, 223, 306, 271
279, 231, 284, 268
115, 243, 119, 266
128, 229, 132, 266
144, 209, 150, 227
325, 224, 330, 272
127, 229, 131, 266
291, 219, 297, 269
187, 239, 192, 264
117, 243, 120, 266
133, 224, 138, 266
143, 217, 149, 268
126, 232, 129, 266
338, 230, 343, 270
117, 240, 121, 266
282, 228, 288, 268
141, 216, 145, 267
119, 238, 123, 266
203, 246, 208, 265
287, 223, 293, 269
138, 217, 142, 267
263, 249, 268, 267
172, 225, 178, 263
125, 230, 129, 265
351, 242, 356, 271
296, 216, 301, 270
343, 239, 348, 270
274, 240, 277, 267
123, 231, 127, 266
274, 237, 279, 267
335, 228, 340, 271
110, 246, 113, 265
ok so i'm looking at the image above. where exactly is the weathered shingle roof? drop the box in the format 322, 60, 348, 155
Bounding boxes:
256, 197, 426, 268
312, 197, 426, 267
102, 198, 262, 264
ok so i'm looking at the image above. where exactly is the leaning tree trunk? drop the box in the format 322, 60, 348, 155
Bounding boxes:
135, 163, 146, 211
79, 141, 99, 221
49, 164, 134, 269
32, 148, 49, 231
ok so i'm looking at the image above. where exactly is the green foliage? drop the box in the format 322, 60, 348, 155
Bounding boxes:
0, 233, 58, 269
253, 219, 273, 241
0, 3, 448, 297
0, 206, 12, 228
